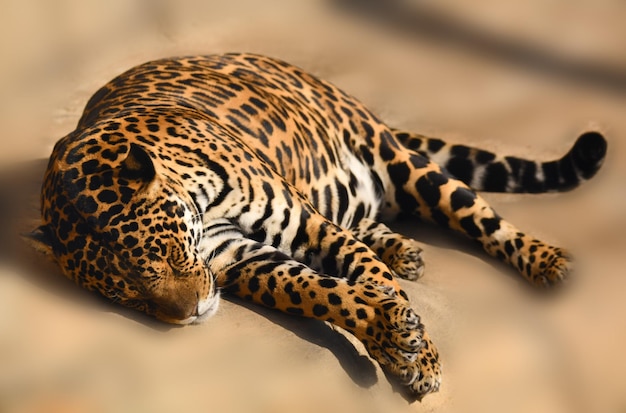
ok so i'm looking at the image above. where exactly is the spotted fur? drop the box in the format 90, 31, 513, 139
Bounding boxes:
28, 53, 607, 397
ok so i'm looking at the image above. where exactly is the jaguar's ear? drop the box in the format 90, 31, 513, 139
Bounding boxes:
22, 225, 54, 256
120, 143, 156, 182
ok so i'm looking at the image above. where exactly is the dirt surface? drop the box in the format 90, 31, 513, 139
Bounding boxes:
1, 1, 625, 412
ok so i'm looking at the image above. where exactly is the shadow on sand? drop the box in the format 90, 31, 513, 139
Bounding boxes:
333, 0, 626, 94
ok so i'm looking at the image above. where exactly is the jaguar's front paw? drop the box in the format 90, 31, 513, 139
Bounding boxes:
389, 240, 425, 281
359, 294, 423, 356
406, 332, 441, 396
357, 293, 441, 397
377, 330, 441, 397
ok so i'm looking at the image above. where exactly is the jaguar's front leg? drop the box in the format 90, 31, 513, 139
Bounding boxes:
199, 220, 441, 396
350, 218, 425, 281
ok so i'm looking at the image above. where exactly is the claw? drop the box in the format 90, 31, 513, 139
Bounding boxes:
404, 307, 421, 329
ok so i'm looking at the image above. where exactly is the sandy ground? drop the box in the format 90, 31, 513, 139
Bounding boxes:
1, 1, 625, 412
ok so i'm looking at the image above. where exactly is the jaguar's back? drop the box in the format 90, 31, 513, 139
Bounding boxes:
77, 54, 395, 229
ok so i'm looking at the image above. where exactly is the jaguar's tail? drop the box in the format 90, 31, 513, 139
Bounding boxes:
393, 130, 607, 193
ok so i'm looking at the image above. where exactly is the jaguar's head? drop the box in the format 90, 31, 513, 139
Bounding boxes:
28, 134, 219, 325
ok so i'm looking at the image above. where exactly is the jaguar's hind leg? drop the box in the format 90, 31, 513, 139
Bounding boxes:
350, 218, 425, 281
378, 143, 572, 287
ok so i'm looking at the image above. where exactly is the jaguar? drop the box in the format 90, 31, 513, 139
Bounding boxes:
27, 53, 607, 397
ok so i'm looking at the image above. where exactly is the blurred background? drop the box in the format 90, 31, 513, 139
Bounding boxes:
0, 1, 625, 412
